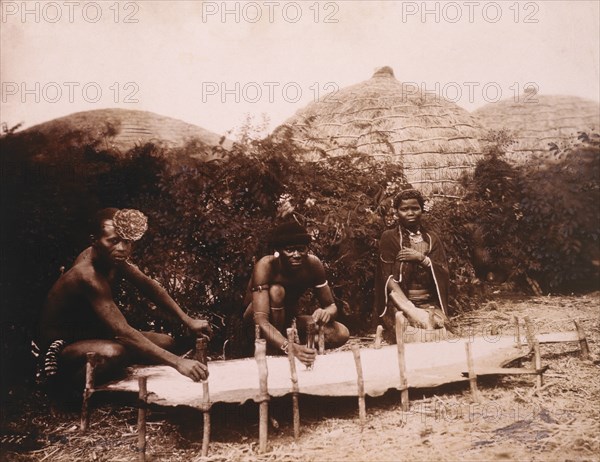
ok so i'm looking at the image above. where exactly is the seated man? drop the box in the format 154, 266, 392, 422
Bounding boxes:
37, 208, 212, 392
243, 222, 349, 366
374, 189, 452, 340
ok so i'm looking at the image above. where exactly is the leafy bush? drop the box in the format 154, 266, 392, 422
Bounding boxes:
2, 120, 597, 397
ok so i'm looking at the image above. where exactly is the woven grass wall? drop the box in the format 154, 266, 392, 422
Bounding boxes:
474, 91, 600, 164
277, 67, 485, 196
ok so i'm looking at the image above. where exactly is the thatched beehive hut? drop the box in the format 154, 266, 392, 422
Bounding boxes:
473, 90, 600, 163
17, 108, 232, 159
277, 67, 485, 195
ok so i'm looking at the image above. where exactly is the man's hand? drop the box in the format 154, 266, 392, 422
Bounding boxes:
187, 319, 213, 339
312, 308, 331, 325
396, 247, 425, 263
291, 343, 316, 367
175, 357, 209, 381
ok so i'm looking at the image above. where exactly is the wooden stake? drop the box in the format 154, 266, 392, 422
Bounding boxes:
374, 325, 383, 349
291, 319, 300, 344
533, 341, 543, 389
306, 322, 316, 350
193, 335, 212, 455
305, 321, 316, 371
465, 342, 482, 403
351, 345, 366, 427
201, 380, 211, 457
137, 376, 148, 462
80, 352, 98, 432
318, 324, 325, 355
573, 321, 590, 360
254, 339, 269, 453
524, 316, 535, 352
286, 328, 300, 439
194, 337, 208, 364
513, 316, 521, 348
394, 312, 409, 411
255, 324, 261, 341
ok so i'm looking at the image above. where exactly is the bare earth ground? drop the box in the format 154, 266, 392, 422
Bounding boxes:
1, 292, 599, 462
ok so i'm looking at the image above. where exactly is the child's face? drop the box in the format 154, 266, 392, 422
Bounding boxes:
396, 198, 422, 228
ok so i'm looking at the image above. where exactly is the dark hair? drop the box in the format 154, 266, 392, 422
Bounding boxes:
269, 221, 311, 248
90, 208, 118, 237
393, 189, 425, 210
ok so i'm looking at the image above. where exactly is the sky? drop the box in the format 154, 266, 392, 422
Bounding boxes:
1, 0, 599, 138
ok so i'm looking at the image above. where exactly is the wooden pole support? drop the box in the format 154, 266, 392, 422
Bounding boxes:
201, 380, 211, 457
194, 337, 208, 364
306, 322, 316, 350
573, 321, 590, 360
394, 312, 409, 411
532, 341, 543, 388
255, 324, 261, 341
513, 316, 521, 348
318, 324, 325, 355
80, 352, 98, 432
254, 339, 269, 453
193, 335, 212, 456
286, 328, 301, 439
350, 345, 367, 427
137, 376, 148, 462
524, 316, 535, 352
291, 319, 300, 344
465, 342, 482, 403
374, 325, 383, 349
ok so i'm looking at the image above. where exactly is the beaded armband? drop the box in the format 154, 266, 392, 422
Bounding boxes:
251, 284, 270, 293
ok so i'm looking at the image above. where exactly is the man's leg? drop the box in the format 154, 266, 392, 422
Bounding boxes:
296, 315, 350, 349
243, 284, 289, 355
59, 339, 128, 388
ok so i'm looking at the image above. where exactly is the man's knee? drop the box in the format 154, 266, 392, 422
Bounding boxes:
269, 284, 285, 305
325, 322, 350, 348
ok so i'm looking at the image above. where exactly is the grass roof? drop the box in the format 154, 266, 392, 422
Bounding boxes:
277, 66, 485, 195
474, 91, 600, 163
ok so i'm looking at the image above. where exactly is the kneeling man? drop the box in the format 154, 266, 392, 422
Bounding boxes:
243, 222, 349, 366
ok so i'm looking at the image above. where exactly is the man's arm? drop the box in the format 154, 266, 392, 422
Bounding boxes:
309, 256, 337, 325
81, 275, 208, 381
120, 262, 212, 338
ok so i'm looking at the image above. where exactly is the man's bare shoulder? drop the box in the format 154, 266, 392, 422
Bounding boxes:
59, 250, 106, 291
253, 255, 277, 274
306, 254, 325, 268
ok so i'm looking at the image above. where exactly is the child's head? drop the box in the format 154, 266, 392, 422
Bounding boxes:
393, 189, 425, 210
393, 189, 425, 229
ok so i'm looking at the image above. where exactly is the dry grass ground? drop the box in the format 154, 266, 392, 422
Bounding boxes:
2, 292, 599, 462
